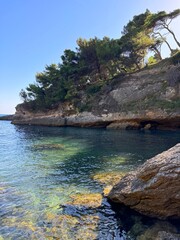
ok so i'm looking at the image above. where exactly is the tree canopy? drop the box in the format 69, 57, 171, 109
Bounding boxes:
20, 9, 180, 111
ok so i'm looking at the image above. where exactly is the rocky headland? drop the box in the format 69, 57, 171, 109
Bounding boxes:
0, 115, 14, 121
12, 59, 180, 129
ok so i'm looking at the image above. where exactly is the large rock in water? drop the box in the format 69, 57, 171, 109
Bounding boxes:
108, 144, 180, 219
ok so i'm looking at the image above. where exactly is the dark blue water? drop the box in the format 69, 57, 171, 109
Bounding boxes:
0, 121, 179, 239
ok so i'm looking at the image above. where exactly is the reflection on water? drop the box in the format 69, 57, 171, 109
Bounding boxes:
0, 121, 179, 239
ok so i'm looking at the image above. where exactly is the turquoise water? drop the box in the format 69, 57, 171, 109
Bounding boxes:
0, 121, 179, 239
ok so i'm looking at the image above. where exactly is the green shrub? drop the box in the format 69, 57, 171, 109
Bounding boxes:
86, 83, 103, 94
78, 103, 92, 112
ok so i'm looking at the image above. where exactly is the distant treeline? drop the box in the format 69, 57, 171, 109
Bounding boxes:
20, 9, 180, 110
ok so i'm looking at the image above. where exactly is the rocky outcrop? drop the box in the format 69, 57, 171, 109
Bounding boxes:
0, 115, 14, 121
108, 144, 180, 219
12, 110, 110, 127
12, 60, 180, 129
12, 106, 180, 129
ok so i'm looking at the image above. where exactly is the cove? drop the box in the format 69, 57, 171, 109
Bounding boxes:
0, 121, 179, 239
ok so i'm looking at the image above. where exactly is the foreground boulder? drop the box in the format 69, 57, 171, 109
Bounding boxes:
108, 143, 180, 219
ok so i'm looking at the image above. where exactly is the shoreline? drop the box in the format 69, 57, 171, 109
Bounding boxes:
0, 114, 14, 121
12, 111, 180, 130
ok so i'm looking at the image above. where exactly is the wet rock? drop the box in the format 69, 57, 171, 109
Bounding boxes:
108, 144, 180, 219
107, 121, 140, 130
92, 172, 126, 197
143, 123, 152, 130
103, 186, 113, 197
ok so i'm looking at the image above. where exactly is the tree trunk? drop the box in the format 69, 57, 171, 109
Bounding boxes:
165, 26, 180, 48
153, 31, 174, 54
134, 61, 141, 70
164, 39, 174, 53
153, 46, 162, 60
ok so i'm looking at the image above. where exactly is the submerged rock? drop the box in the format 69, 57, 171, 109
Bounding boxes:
2, 212, 99, 240
43, 214, 99, 240
107, 121, 140, 130
137, 222, 178, 240
92, 171, 126, 197
66, 193, 102, 208
108, 144, 180, 219
92, 172, 126, 186
128, 220, 147, 238
155, 231, 180, 240
33, 143, 64, 151
1, 217, 38, 235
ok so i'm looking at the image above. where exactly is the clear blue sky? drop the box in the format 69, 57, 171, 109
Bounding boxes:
0, 0, 180, 114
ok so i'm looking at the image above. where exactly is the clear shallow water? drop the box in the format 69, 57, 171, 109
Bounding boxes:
0, 121, 179, 239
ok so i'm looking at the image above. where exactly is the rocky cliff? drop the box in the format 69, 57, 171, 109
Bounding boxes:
12, 59, 180, 129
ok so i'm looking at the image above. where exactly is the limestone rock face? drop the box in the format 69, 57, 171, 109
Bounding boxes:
108, 144, 180, 219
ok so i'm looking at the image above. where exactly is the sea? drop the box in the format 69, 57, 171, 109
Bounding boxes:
0, 119, 179, 239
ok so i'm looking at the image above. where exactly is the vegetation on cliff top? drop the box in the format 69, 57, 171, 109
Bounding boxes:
20, 9, 180, 111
